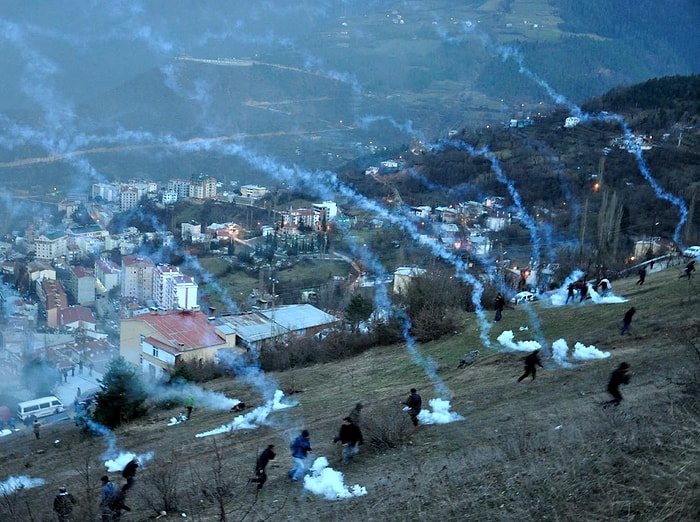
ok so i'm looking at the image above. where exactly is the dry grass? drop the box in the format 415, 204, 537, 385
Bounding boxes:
1, 266, 699, 521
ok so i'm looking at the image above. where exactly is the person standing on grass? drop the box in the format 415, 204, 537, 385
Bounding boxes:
494, 293, 506, 321
122, 456, 139, 491
251, 444, 276, 490
605, 362, 631, 406
334, 417, 364, 465
403, 388, 422, 426
620, 307, 636, 336
636, 266, 647, 285
517, 349, 544, 382
288, 430, 312, 481
184, 395, 194, 419
53, 486, 77, 522
100, 476, 116, 522
32, 418, 41, 439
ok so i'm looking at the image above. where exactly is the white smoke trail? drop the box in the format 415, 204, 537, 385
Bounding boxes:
194, 389, 296, 438
551, 338, 574, 368
0, 475, 46, 495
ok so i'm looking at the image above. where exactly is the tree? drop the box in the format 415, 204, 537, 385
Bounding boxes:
93, 357, 148, 429
345, 293, 373, 332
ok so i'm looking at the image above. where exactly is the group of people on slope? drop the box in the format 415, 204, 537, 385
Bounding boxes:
52, 457, 139, 521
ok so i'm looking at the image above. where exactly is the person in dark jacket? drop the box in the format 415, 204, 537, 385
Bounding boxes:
288, 430, 312, 481
404, 388, 422, 426
251, 444, 276, 490
606, 362, 631, 406
53, 486, 77, 522
494, 293, 506, 321
636, 266, 647, 285
620, 307, 636, 336
334, 417, 364, 465
122, 457, 139, 491
517, 349, 544, 382
679, 259, 695, 280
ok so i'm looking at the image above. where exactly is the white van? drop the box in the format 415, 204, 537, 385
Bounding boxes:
17, 396, 64, 421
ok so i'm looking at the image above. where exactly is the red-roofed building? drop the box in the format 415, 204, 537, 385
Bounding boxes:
120, 309, 239, 376
61, 305, 96, 331
37, 279, 68, 328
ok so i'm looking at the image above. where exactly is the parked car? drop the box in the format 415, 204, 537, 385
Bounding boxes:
682, 245, 700, 258
511, 291, 538, 304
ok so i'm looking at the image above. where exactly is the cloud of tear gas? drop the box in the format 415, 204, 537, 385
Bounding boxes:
194, 389, 296, 438
0, 475, 46, 495
303, 456, 367, 500
417, 398, 464, 425
551, 338, 574, 368
496, 330, 541, 353
104, 451, 154, 474
572, 342, 610, 361
551, 338, 610, 366
145, 379, 241, 411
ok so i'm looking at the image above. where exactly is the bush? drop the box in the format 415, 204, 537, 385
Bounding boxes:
362, 403, 414, 450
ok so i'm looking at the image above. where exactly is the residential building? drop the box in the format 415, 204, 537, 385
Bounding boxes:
27, 260, 56, 282
189, 173, 217, 199
61, 305, 96, 331
121, 254, 156, 303
37, 278, 68, 328
34, 231, 67, 260
312, 201, 338, 221
68, 266, 96, 306
120, 309, 238, 375
161, 190, 178, 205
181, 220, 201, 241
240, 184, 268, 199
393, 266, 427, 295
95, 259, 121, 292
120, 186, 140, 212
167, 179, 191, 200
219, 304, 340, 351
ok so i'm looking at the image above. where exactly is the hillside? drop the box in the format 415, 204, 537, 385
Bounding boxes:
1, 263, 698, 520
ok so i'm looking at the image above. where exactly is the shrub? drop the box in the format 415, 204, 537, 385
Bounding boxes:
362, 403, 414, 450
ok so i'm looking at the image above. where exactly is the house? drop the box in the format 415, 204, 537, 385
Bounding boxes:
61, 305, 96, 331
95, 259, 121, 292
120, 309, 239, 374
393, 266, 427, 295
219, 304, 340, 351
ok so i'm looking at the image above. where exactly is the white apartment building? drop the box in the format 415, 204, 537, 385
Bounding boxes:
121, 254, 155, 303
153, 264, 180, 308
167, 179, 191, 200
120, 186, 140, 212
34, 231, 68, 260
92, 183, 121, 203
95, 258, 121, 292
240, 184, 268, 199
312, 201, 338, 221
167, 275, 198, 311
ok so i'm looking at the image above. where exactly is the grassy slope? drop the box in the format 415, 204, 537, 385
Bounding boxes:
1, 263, 698, 521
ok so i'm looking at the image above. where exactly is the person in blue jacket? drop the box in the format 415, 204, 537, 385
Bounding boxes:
288, 429, 312, 481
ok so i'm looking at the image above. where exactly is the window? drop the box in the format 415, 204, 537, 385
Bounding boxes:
152, 347, 159, 358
